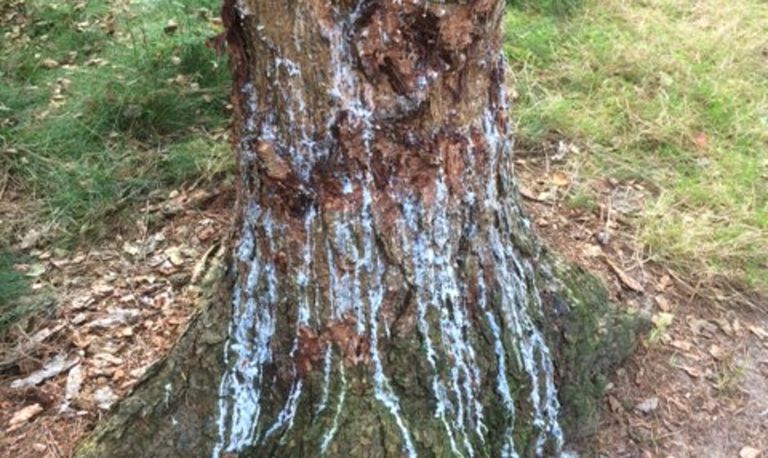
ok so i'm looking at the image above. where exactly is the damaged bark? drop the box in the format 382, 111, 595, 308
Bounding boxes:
75, 1, 645, 457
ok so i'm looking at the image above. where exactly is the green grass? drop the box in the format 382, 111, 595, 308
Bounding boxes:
507, 0, 582, 16
0, 0, 230, 240
505, 0, 768, 293
0, 250, 32, 336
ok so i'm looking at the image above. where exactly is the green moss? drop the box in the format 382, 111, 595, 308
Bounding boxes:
541, 256, 649, 439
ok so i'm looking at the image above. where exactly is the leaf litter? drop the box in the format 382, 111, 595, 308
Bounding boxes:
516, 146, 768, 456
0, 184, 231, 457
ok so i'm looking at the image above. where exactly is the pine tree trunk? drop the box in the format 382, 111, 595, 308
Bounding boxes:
75, 1, 646, 457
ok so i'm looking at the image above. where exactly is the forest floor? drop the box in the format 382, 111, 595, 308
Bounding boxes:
1, 0, 767, 457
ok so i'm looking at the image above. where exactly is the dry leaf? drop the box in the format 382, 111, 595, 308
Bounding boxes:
714, 317, 734, 337
669, 340, 692, 352
9, 404, 44, 429
24, 263, 47, 277
657, 274, 672, 290
87, 308, 140, 329
165, 246, 185, 266
635, 397, 659, 414
163, 19, 179, 34
655, 294, 672, 312
93, 386, 117, 410
693, 132, 708, 149
689, 318, 718, 337
652, 312, 675, 329
122, 242, 141, 256
708, 345, 727, 361
605, 258, 643, 292
680, 365, 703, 378
739, 446, 762, 458
608, 395, 623, 413
39, 58, 59, 69
748, 325, 768, 339
60, 364, 84, 412
11, 354, 79, 389
551, 171, 570, 187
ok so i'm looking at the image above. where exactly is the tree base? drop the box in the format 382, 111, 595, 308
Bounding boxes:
74, 250, 647, 457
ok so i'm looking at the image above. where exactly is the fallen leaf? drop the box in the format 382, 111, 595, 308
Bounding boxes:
20, 229, 43, 249
122, 242, 141, 256
748, 325, 768, 340
165, 246, 185, 266
60, 364, 84, 412
635, 397, 659, 414
714, 317, 734, 337
24, 263, 47, 277
669, 340, 692, 352
655, 294, 673, 312
608, 395, 623, 413
551, 171, 570, 187
93, 386, 117, 410
652, 312, 675, 329
689, 318, 718, 337
11, 354, 79, 389
657, 274, 672, 290
708, 344, 728, 361
680, 365, 703, 378
163, 19, 179, 34
87, 308, 140, 329
8, 404, 44, 429
112, 368, 126, 381
739, 446, 762, 458
94, 352, 124, 366
693, 132, 708, 149
605, 258, 643, 292
39, 58, 59, 69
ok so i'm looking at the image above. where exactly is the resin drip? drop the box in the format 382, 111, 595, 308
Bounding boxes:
213, 1, 566, 456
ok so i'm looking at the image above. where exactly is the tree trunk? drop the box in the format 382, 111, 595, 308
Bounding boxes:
75, 1, 646, 457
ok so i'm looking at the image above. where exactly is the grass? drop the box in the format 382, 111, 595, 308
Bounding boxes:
0, 250, 33, 336
0, 0, 231, 330
0, 0, 231, 241
2, 0, 766, 330
505, 0, 768, 293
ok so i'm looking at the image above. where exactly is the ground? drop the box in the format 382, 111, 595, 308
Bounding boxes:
516, 153, 768, 457
1, 0, 767, 457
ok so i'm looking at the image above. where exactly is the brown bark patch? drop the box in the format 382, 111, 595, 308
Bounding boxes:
296, 317, 370, 377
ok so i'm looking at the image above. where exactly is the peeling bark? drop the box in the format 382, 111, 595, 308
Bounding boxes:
75, 1, 646, 457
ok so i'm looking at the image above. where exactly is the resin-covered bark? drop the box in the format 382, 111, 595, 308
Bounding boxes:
75, 1, 645, 457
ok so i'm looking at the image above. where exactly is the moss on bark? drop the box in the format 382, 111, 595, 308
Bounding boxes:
540, 255, 650, 440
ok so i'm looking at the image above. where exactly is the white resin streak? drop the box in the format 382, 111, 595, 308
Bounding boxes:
482, 76, 565, 455
213, 3, 565, 457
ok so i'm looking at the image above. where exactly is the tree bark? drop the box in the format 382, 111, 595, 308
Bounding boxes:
75, 1, 646, 457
